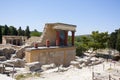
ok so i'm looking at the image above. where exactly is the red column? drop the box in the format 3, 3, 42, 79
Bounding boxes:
72, 31, 75, 46
64, 31, 68, 46
46, 39, 50, 47
34, 42, 38, 48
56, 31, 60, 46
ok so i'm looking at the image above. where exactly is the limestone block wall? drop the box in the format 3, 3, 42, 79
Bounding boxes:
2, 37, 6, 44
2, 36, 27, 45
40, 24, 57, 46
28, 24, 57, 46
25, 47, 76, 66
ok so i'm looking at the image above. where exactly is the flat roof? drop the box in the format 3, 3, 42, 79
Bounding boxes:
45, 22, 76, 31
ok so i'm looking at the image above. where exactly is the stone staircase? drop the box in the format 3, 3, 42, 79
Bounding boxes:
25, 37, 41, 45
26, 25, 51, 46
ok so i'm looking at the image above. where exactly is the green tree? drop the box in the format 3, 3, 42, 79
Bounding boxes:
108, 30, 118, 49
88, 42, 100, 51
91, 31, 108, 48
30, 29, 42, 37
80, 36, 91, 45
75, 35, 91, 56
89, 31, 108, 52
116, 29, 120, 52
76, 43, 88, 56
25, 26, 30, 38
75, 36, 81, 42
3, 25, 9, 35
18, 27, 22, 36
9, 26, 18, 35
0, 26, 2, 43
21, 30, 25, 36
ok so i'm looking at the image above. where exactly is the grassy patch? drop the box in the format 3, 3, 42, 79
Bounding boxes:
15, 73, 41, 80
107, 68, 113, 70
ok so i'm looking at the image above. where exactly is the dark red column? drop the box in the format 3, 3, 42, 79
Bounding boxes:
64, 31, 68, 46
56, 31, 60, 46
46, 39, 50, 47
72, 31, 75, 46
34, 42, 38, 48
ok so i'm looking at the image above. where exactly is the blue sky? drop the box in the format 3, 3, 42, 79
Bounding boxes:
0, 0, 120, 35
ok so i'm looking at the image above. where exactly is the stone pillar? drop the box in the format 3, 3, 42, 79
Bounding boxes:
11, 39, 13, 45
16, 39, 18, 45
56, 31, 60, 46
7, 39, 9, 44
64, 31, 68, 46
71, 31, 75, 46
9, 40, 11, 44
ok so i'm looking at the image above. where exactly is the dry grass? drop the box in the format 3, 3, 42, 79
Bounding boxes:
15, 72, 41, 80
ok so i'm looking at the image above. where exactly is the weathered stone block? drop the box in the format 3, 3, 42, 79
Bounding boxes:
70, 61, 81, 68
3, 58, 25, 67
0, 48, 16, 59
25, 62, 41, 71
41, 63, 56, 71
0, 66, 5, 73
0, 56, 6, 61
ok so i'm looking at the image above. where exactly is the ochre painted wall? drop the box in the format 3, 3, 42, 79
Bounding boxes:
25, 47, 76, 66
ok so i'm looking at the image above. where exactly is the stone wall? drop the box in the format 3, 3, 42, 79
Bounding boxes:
35, 24, 56, 46
2, 36, 27, 45
25, 47, 76, 66
27, 24, 57, 46
39, 24, 57, 46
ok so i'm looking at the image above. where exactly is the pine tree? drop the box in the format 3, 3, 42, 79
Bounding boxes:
108, 32, 117, 49
3, 25, 9, 35
25, 26, 30, 38
9, 26, 18, 35
18, 26, 22, 36
22, 30, 25, 36
0, 26, 2, 43
116, 29, 120, 52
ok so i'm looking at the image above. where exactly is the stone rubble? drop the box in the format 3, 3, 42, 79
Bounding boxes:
3, 58, 25, 67
0, 44, 120, 80
25, 62, 41, 71
0, 56, 6, 61
71, 56, 104, 68
0, 48, 16, 59
41, 63, 56, 71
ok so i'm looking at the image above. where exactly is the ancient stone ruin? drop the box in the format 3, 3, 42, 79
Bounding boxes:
2, 36, 27, 46
25, 23, 77, 67
0, 23, 77, 78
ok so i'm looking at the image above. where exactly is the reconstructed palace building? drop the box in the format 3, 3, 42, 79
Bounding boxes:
25, 23, 77, 66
